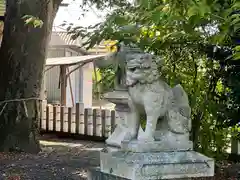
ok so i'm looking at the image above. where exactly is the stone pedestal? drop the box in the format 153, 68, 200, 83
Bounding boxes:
88, 167, 129, 180
87, 168, 191, 180
96, 145, 214, 180
121, 140, 193, 152
87, 146, 213, 180
87, 141, 214, 180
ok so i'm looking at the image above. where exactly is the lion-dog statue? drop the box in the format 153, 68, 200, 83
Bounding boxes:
125, 53, 192, 145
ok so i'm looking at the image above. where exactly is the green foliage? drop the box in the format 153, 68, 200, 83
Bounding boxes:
233, 45, 240, 59
231, 125, 240, 139
69, 0, 240, 158
92, 65, 115, 99
22, 15, 43, 28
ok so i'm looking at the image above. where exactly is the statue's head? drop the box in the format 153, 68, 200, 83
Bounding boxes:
125, 53, 163, 86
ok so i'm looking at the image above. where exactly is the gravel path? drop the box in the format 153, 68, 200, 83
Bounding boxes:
0, 135, 104, 180
0, 135, 239, 180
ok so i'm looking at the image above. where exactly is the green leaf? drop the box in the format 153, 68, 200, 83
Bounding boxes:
151, 10, 162, 24
138, 0, 150, 9
33, 20, 43, 28
232, 52, 240, 60
234, 45, 240, 51
188, 4, 198, 17
232, 2, 240, 9
114, 16, 127, 25
230, 14, 240, 26
22, 15, 43, 28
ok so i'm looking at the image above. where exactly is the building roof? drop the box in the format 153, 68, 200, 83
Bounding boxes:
49, 31, 82, 47
50, 29, 108, 54
46, 54, 107, 66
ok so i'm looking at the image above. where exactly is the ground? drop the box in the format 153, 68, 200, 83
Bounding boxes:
0, 135, 239, 180
0, 135, 104, 180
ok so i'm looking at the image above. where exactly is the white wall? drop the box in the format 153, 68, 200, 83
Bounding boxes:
45, 66, 61, 103
45, 47, 93, 107
65, 62, 93, 108
81, 62, 93, 108
66, 66, 74, 107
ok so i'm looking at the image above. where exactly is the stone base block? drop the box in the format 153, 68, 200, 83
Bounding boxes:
100, 150, 214, 180
88, 167, 128, 180
87, 167, 190, 180
121, 140, 193, 152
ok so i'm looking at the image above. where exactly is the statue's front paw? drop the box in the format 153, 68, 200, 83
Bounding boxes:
123, 132, 135, 141
138, 133, 155, 142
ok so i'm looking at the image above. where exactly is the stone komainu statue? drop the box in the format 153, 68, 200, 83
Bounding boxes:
125, 53, 191, 143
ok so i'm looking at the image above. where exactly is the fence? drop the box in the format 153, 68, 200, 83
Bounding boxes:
40, 101, 240, 155
40, 101, 118, 139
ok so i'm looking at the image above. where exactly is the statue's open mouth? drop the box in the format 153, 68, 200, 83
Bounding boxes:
127, 64, 151, 72
128, 67, 137, 72
126, 80, 139, 87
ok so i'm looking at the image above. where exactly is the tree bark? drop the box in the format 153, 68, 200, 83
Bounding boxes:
0, 0, 62, 153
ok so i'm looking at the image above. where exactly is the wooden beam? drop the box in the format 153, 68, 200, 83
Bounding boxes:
66, 62, 87, 78
44, 65, 57, 72
60, 65, 67, 106
67, 67, 74, 107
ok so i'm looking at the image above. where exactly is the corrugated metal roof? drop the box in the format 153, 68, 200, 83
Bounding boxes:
54, 31, 81, 46
46, 54, 106, 66
50, 30, 109, 54
0, 0, 5, 17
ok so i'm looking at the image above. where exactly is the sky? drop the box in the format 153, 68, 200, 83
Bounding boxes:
53, 0, 108, 31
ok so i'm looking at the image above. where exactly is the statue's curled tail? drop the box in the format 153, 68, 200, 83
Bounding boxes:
167, 84, 191, 134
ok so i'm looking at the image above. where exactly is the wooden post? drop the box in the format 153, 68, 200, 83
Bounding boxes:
53, 106, 57, 131
84, 108, 88, 135
95, 109, 102, 137
46, 106, 49, 132
49, 105, 53, 131
93, 109, 97, 136
101, 110, 106, 137
67, 67, 74, 107
105, 110, 111, 137
56, 106, 61, 131
60, 106, 64, 132
75, 103, 80, 134
60, 65, 67, 106
39, 100, 47, 130
68, 107, 72, 133
63, 107, 68, 132
79, 103, 84, 134
111, 110, 116, 134
40, 100, 47, 130
86, 108, 93, 136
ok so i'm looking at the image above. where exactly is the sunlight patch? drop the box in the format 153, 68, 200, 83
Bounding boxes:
40, 140, 84, 148
72, 169, 87, 178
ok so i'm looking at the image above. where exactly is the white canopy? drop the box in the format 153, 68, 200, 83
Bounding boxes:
45, 54, 107, 66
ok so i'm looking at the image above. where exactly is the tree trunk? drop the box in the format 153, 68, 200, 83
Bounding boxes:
0, 0, 62, 153
191, 112, 202, 151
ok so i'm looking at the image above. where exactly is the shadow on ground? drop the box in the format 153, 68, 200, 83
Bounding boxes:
0, 135, 105, 180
